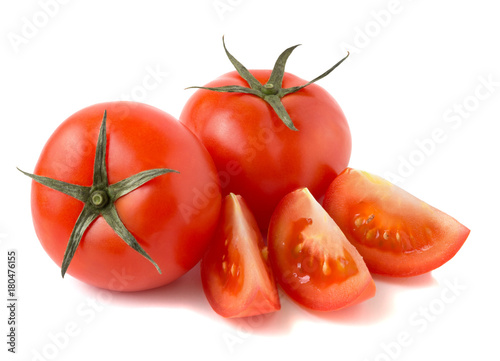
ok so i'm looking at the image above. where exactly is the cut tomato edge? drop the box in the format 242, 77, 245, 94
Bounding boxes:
279, 271, 375, 312
227, 288, 281, 318
202, 271, 281, 317
352, 226, 470, 277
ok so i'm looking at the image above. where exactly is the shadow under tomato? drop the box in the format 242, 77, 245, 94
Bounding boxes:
371, 272, 438, 287
77, 264, 299, 335
73, 266, 438, 328
75, 262, 215, 318
221, 293, 306, 336
223, 278, 391, 332
303, 272, 438, 324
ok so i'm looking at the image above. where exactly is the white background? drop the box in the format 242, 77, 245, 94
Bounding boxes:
1, 0, 499, 360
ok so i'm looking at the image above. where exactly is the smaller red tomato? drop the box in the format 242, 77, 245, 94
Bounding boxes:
268, 188, 375, 311
323, 168, 470, 277
201, 193, 280, 318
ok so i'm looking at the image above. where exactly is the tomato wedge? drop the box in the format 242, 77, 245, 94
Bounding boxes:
323, 168, 470, 277
201, 193, 280, 318
268, 188, 375, 311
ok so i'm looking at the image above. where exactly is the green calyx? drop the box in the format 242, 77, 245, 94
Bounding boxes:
18, 111, 179, 278
187, 37, 350, 131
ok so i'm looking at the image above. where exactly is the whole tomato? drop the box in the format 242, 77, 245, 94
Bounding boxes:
180, 39, 351, 230
21, 102, 221, 291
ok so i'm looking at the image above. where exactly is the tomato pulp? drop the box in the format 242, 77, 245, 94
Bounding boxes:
201, 193, 280, 317
268, 188, 375, 311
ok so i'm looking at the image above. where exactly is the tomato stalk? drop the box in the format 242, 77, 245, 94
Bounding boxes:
90, 190, 109, 208
187, 37, 349, 131
18, 111, 179, 277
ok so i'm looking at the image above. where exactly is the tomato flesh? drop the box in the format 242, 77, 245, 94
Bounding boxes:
201, 194, 280, 318
268, 188, 375, 311
323, 168, 470, 277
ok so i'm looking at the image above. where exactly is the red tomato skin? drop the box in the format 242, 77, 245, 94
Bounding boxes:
268, 188, 375, 311
323, 168, 470, 277
180, 70, 351, 230
31, 102, 221, 291
201, 194, 280, 318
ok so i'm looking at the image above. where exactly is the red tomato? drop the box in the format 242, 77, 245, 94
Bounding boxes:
181, 59, 351, 231
323, 168, 470, 277
268, 188, 375, 311
28, 102, 221, 291
201, 193, 280, 318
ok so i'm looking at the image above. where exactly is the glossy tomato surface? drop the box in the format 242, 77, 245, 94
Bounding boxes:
30, 102, 221, 291
268, 188, 375, 311
201, 193, 280, 318
323, 168, 470, 277
180, 70, 351, 230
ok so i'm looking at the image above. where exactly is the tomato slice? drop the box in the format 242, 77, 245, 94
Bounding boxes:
201, 193, 280, 318
268, 188, 375, 311
323, 168, 470, 277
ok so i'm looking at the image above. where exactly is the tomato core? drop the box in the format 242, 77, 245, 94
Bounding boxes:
288, 216, 359, 288
218, 230, 245, 295
90, 190, 109, 208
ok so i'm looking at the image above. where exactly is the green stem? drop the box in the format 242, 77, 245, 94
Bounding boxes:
90, 190, 109, 208
187, 37, 349, 131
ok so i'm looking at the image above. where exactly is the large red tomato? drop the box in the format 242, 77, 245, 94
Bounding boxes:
23, 102, 221, 291
180, 40, 351, 230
